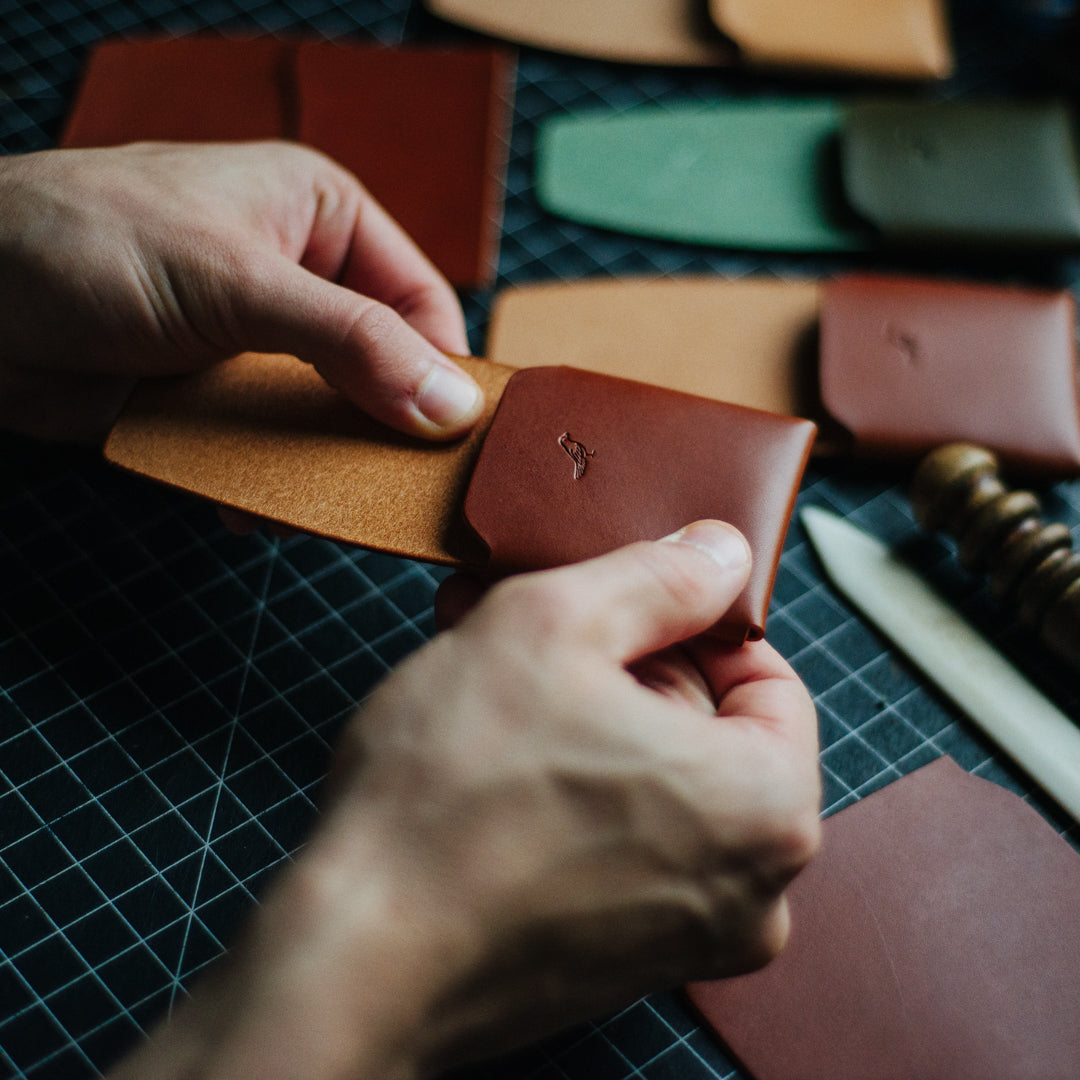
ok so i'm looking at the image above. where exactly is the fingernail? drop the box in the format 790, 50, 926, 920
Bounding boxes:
660, 520, 750, 570
416, 363, 481, 429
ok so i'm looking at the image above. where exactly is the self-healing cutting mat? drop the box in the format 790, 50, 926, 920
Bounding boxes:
3, 3, 1080, 1080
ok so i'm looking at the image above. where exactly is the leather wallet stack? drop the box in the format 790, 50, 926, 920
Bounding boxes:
487, 273, 1080, 476
536, 98, 1080, 253
425, 0, 953, 79
61, 36, 515, 288
104, 357, 815, 644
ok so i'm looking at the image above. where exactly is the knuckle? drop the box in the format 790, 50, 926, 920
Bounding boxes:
483, 573, 578, 645
342, 298, 401, 356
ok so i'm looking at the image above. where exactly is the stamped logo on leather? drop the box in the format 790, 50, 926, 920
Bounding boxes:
884, 322, 923, 367
558, 432, 595, 479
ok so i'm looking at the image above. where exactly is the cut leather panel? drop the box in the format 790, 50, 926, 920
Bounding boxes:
294, 42, 514, 289
839, 99, 1080, 248
425, 0, 954, 78
61, 36, 290, 146
820, 274, 1080, 474
535, 101, 873, 252
709, 0, 952, 79
486, 276, 836, 444
687, 756, 1080, 1080
104, 352, 515, 568
424, 0, 734, 67
60, 36, 513, 288
462, 366, 816, 643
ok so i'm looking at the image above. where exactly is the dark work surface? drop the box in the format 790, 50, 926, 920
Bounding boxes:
3, 1, 1080, 1077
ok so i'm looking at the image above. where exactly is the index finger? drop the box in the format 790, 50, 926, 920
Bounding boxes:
337, 182, 469, 355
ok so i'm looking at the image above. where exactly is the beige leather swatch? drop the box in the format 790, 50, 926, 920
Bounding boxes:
427, 0, 952, 77
104, 353, 515, 567
486, 277, 842, 448
425, 0, 733, 66
710, 0, 952, 78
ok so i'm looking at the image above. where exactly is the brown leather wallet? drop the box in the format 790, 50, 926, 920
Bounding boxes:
487, 274, 1080, 477
60, 36, 515, 289
465, 367, 816, 641
104, 355, 815, 644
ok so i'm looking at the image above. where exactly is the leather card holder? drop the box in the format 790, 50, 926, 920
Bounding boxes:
486, 274, 1080, 476
535, 97, 1080, 253
708, 0, 951, 80
839, 99, 1080, 248
820, 274, 1080, 474
425, 0, 953, 79
60, 36, 515, 288
104, 356, 816, 646
462, 366, 817, 643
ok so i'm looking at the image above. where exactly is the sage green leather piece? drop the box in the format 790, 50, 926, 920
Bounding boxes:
535, 100, 872, 252
840, 99, 1080, 247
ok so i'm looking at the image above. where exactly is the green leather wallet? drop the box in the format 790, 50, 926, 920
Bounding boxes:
536, 98, 1080, 252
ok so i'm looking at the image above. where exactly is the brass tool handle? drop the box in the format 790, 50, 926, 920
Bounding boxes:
910, 443, 1080, 673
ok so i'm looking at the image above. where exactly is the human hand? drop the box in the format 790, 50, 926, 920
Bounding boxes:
108, 521, 820, 1080
0, 141, 480, 443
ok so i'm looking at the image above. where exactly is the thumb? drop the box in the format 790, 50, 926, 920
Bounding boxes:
233, 255, 484, 440
505, 521, 753, 665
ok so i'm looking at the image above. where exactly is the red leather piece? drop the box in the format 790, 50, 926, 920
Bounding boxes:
688, 757, 1080, 1080
60, 36, 513, 288
463, 366, 816, 643
295, 42, 513, 288
820, 274, 1080, 475
61, 36, 290, 147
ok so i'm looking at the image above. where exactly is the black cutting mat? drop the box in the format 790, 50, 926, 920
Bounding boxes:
3, 2, 1080, 1078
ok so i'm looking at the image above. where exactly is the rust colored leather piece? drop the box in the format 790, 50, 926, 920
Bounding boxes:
295, 42, 514, 289
709, 0, 952, 79
462, 366, 816, 643
820, 274, 1080, 475
61, 36, 290, 147
60, 36, 512, 288
687, 756, 1080, 1080
104, 352, 515, 568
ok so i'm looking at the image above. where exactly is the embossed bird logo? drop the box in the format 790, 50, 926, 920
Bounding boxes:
558, 432, 595, 480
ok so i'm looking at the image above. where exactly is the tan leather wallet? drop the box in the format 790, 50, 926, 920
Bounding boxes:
487, 274, 1080, 476
425, 0, 952, 78
104, 356, 815, 644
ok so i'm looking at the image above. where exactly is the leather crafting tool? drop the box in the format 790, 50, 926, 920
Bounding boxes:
910, 442, 1080, 672
801, 506, 1080, 823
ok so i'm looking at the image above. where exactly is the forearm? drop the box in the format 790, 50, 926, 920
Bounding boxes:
107, 820, 478, 1080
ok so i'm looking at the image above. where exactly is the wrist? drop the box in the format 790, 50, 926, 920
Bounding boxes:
218, 812, 484, 1080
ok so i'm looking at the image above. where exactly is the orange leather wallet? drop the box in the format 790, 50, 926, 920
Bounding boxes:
61, 36, 514, 289
104, 356, 815, 644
